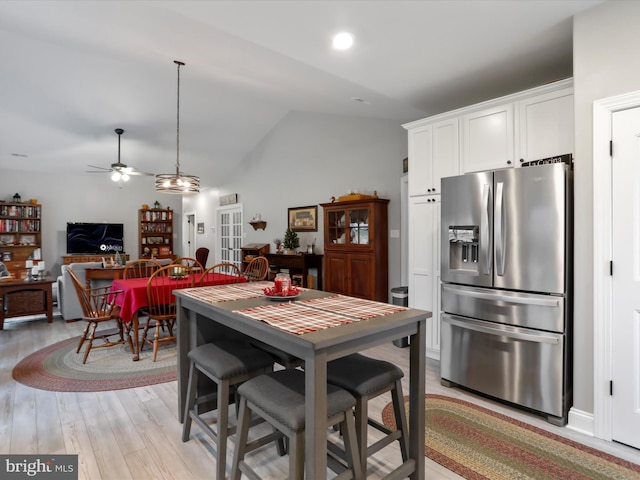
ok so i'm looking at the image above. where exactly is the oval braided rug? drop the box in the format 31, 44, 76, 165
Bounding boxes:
12, 333, 176, 392
382, 394, 640, 480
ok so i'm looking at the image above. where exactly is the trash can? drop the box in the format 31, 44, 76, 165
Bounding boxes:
390, 286, 409, 348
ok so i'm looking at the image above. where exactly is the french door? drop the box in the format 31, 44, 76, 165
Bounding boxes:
216, 204, 243, 269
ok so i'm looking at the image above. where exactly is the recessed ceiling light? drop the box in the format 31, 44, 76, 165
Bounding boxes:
333, 32, 354, 50
11, 153, 28, 158
351, 97, 371, 105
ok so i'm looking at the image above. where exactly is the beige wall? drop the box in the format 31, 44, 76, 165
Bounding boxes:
572, 0, 640, 415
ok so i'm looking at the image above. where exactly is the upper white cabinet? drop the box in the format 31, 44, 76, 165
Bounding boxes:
517, 87, 574, 164
461, 103, 514, 173
407, 118, 459, 196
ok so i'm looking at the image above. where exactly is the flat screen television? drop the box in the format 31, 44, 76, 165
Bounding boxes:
66, 222, 124, 254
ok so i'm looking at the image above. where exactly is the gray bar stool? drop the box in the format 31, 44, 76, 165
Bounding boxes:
326, 353, 409, 474
182, 340, 275, 480
230, 369, 364, 480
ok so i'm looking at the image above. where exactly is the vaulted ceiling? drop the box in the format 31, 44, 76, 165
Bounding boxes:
0, 0, 602, 188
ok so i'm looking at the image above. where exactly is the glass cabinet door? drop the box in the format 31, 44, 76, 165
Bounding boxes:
327, 206, 371, 246
348, 208, 369, 245
327, 208, 347, 245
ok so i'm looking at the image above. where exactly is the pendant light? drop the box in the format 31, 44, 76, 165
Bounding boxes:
155, 60, 200, 194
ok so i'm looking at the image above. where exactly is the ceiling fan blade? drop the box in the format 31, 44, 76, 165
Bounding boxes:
127, 170, 154, 176
87, 164, 112, 172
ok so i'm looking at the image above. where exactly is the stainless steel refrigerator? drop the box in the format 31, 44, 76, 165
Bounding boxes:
440, 162, 573, 426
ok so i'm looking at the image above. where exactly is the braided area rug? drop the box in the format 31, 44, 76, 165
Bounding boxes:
382, 394, 640, 480
12, 333, 176, 392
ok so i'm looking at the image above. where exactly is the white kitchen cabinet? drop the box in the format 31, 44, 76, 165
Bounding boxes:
407, 119, 459, 196
517, 87, 574, 163
461, 103, 514, 173
408, 195, 441, 359
407, 124, 432, 196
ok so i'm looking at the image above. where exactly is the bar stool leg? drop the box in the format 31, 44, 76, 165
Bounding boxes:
216, 379, 231, 480
230, 396, 250, 480
181, 362, 197, 441
391, 379, 409, 461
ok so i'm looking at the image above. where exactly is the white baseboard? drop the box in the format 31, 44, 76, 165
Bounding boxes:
567, 406, 595, 437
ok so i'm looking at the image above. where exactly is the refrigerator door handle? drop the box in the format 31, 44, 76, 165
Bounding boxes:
442, 284, 560, 307
445, 315, 560, 345
495, 181, 505, 276
481, 183, 491, 275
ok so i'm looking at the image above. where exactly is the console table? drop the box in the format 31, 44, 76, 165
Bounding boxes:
62, 254, 129, 265
84, 267, 125, 288
264, 253, 323, 289
0, 277, 55, 329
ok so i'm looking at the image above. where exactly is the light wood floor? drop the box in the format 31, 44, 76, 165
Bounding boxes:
1, 313, 639, 480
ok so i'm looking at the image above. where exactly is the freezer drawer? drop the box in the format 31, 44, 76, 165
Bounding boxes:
441, 283, 565, 332
441, 313, 566, 419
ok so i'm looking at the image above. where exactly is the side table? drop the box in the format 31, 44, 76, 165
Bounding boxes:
0, 276, 55, 330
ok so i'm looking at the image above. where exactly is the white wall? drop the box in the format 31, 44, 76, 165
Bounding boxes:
572, 0, 640, 415
184, 111, 408, 296
0, 169, 182, 277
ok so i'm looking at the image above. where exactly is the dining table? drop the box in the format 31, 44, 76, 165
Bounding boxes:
111, 272, 246, 361
174, 281, 429, 479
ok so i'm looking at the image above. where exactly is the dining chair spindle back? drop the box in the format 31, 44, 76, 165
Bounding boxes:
123, 259, 162, 279
243, 256, 269, 282
199, 262, 242, 286
68, 268, 133, 364
143, 264, 195, 361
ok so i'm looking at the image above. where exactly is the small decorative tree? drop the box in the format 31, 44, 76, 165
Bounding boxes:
283, 228, 299, 253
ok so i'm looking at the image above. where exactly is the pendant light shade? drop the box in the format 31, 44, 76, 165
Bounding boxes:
155, 60, 200, 194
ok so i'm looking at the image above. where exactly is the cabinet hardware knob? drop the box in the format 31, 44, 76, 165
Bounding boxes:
507, 160, 512, 165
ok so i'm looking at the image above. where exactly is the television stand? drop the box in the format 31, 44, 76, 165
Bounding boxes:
62, 254, 130, 265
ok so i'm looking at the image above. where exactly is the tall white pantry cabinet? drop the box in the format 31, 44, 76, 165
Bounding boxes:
404, 78, 574, 359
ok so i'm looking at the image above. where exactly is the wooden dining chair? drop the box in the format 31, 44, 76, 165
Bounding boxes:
123, 258, 162, 279
199, 262, 242, 286
142, 264, 195, 361
68, 268, 133, 364
171, 257, 204, 273
243, 256, 269, 282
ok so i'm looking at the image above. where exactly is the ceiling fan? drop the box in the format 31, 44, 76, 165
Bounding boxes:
87, 128, 153, 182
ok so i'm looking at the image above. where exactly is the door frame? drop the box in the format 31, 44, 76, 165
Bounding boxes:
593, 89, 640, 441
183, 210, 196, 258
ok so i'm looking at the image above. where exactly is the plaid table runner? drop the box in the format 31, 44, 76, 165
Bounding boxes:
234, 302, 355, 335
299, 294, 408, 320
180, 281, 305, 304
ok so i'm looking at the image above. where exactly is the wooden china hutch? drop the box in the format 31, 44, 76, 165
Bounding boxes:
320, 197, 389, 302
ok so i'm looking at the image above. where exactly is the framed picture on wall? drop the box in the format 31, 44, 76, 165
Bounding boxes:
197, 222, 205, 234
288, 205, 318, 232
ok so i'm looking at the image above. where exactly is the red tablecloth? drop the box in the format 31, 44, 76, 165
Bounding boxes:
112, 273, 245, 323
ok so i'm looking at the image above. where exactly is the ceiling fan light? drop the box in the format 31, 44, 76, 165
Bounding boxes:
122, 173, 130, 182
111, 171, 121, 182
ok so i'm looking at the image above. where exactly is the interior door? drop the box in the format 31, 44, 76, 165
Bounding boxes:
612, 106, 640, 449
